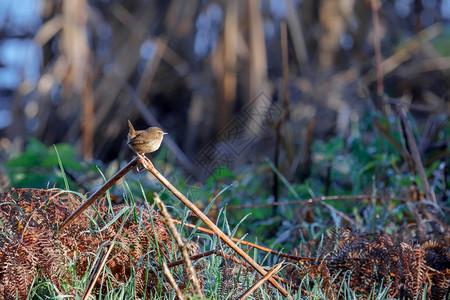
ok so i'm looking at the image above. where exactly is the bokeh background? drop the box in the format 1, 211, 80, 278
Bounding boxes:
0, 0, 449, 182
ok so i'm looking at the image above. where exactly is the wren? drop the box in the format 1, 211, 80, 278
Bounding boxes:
127, 120, 167, 154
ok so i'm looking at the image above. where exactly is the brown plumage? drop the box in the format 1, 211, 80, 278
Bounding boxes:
127, 120, 167, 154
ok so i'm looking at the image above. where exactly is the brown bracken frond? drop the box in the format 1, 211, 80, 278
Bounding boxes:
0, 188, 199, 299
285, 229, 450, 299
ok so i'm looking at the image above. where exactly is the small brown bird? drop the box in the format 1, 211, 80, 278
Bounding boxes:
127, 120, 167, 154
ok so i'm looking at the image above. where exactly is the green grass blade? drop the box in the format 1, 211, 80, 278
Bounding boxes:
54, 145, 69, 190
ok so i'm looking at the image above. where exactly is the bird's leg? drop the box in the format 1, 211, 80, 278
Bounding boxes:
137, 153, 154, 168
134, 153, 147, 172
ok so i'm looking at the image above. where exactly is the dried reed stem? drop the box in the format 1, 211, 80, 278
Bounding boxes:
395, 105, 437, 204
237, 261, 285, 300
227, 194, 373, 209
172, 219, 316, 262
215, 252, 298, 291
137, 154, 290, 297
154, 194, 203, 297
82, 208, 132, 299
82, 241, 115, 300
58, 156, 139, 232
163, 261, 186, 300
159, 250, 217, 270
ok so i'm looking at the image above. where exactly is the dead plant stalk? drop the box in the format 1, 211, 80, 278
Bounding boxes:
163, 261, 185, 300
154, 193, 203, 297
238, 261, 285, 300
136, 154, 291, 298
58, 156, 139, 232
395, 105, 437, 204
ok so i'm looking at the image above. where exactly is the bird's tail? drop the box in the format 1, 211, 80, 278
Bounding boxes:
127, 120, 136, 141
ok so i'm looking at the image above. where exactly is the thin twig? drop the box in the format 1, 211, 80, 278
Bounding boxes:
227, 194, 373, 209
158, 248, 299, 292
82, 208, 133, 300
82, 241, 116, 300
137, 154, 291, 297
395, 105, 437, 204
372, 119, 405, 155
158, 250, 217, 270
163, 261, 186, 300
172, 219, 317, 261
238, 261, 285, 300
216, 251, 299, 291
396, 108, 417, 176
320, 201, 364, 230
154, 193, 203, 297
58, 156, 139, 232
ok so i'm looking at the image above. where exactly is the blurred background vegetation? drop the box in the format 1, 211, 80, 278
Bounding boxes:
0, 0, 448, 204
